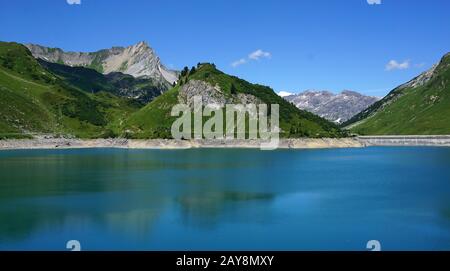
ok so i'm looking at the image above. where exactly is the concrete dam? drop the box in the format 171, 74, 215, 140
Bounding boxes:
357, 135, 450, 147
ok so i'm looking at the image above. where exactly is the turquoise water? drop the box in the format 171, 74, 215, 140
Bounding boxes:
0, 147, 449, 251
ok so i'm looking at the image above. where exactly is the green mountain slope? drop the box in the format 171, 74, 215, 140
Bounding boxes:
0, 42, 139, 139
38, 59, 164, 104
344, 52, 450, 135
124, 63, 345, 139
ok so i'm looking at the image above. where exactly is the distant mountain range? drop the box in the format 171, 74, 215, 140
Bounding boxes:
282, 90, 379, 124
344, 52, 450, 135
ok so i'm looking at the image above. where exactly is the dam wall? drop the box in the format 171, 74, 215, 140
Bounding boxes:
357, 135, 450, 147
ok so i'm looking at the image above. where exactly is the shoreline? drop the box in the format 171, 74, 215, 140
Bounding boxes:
0, 138, 364, 150
1, 136, 450, 150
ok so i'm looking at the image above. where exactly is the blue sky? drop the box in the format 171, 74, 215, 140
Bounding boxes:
1, 0, 449, 96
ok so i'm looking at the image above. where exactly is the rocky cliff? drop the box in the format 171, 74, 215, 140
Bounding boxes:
25, 41, 178, 88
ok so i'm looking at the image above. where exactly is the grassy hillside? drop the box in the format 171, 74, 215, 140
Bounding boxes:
0, 42, 139, 139
124, 63, 345, 139
124, 86, 180, 138
345, 53, 450, 135
38, 60, 163, 104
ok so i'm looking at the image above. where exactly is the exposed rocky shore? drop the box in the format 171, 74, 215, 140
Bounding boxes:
0, 138, 364, 150
2, 136, 450, 150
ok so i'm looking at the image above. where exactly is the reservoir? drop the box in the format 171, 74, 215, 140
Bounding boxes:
0, 147, 449, 250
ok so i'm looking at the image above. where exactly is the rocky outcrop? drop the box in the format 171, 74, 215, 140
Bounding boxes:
284, 90, 379, 123
25, 41, 178, 87
25, 43, 94, 66
398, 64, 437, 89
178, 80, 261, 109
178, 80, 229, 107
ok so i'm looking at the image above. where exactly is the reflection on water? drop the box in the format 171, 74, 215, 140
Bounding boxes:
177, 190, 274, 228
0, 147, 449, 250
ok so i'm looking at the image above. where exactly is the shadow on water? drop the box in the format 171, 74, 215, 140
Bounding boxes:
176, 189, 274, 228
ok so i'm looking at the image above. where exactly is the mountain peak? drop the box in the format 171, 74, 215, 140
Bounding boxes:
302, 90, 334, 96
284, 90, 379, 124
25, 41, 178, 85
341, 90, 361, 96
133, 40, 151, 50
137, 40, 148, 46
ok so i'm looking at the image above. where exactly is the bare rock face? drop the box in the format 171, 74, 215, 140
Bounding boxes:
284, 90, 379, 124
25, 41, 178, 87
178, 80, 228, 107
398, 64, 437, 89
25, 43, 94, 66
178, 80, 260, 109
